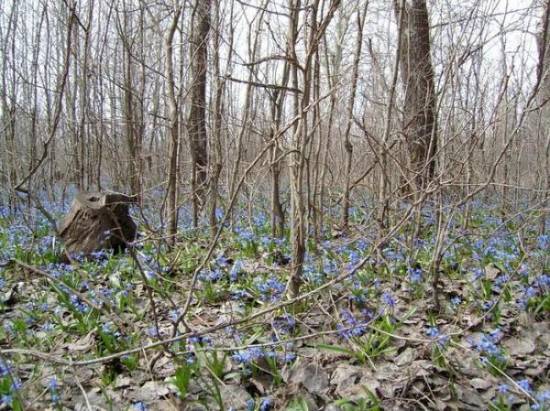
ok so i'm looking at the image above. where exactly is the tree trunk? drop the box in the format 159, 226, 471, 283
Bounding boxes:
286, 0, 340, 299
341, 3, 368, 231
395, 0, 437, 194
165, 6, 182, 246
188, 0, 211, 228
536, 0, 550, 235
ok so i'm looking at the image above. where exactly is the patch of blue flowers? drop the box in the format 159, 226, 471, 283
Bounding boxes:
255, 276, 285, 302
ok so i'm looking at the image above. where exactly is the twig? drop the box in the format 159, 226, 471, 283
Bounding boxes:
73, 370, 92, 411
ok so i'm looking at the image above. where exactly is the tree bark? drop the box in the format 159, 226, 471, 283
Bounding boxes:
536, 0, 550, 235
165, 6, 182, 246
188, 0, 211, 228
341, 2, 368, 231
395, 0, 438, 194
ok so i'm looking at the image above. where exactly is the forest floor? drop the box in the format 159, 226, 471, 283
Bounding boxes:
0, 197, 549, 411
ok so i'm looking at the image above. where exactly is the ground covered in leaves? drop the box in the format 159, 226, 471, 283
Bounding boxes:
0, 197, 549, 411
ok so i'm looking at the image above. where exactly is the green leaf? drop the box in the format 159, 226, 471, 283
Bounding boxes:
286, 397, 309, 411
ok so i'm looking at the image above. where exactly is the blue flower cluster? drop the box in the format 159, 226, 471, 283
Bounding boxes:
273, 314, 296, 334
517, 273, 550, 309
234, 227, 255, 242
337, 309, 372, 339
198, 268, 223, 282
49, 377, 60, 404
0, 359, 22, 409
536, 235, 549, 250
230, 260, 243, 282
381, 291, 396, 308
255, 276, 285, 302
231, 346, 296, 365
469, 329, 506, 364
408, 267, 423, 284
425, 326, 449, 347
246, 397, 273, 411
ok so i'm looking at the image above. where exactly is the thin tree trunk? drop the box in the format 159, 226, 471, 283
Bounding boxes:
165, 6, 182, 246
188, 0, 211, 227
341, 2, 368, 231
536, 0, 550, 235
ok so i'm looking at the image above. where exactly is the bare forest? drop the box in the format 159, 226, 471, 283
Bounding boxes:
0, 0, 549, 410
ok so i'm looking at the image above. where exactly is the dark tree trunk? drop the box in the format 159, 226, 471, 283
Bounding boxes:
395, 0, 437, 193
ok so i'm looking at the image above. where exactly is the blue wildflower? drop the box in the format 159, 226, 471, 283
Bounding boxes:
230, 260, 243, 282
497, 384, 509, 394
337, 309, 367, 339
494, 274, 510, 287
215, 254, 229, 267
451, 296, 461, 306
144, 270, 156, 281
518, 264, 529, 278
235, 227, 254, 242
277, 352, 297, 363
426, 326, 449, 347
146, 327, 160, 338
408, 267, 423, 283
49, 377, 59, 403
232, 347, 265, 364
426, 326, 439, 338
382, 292, 396, 308
472, 268, 484, 281
185, 352, 196, 365
69, 294, 89, 313
323, 258, 337, 276
169, 309, 182, 322
231, 289, 251, 300
470, 332, 504, 359
525, 286, 538, 298
537, 235, 549, 250
198, 268, 223, 282
133, 402, 147, 411
253, 212, 267, 227
356, 239, 368, 251
259, 397, 273, 411
517, 379, 532, 393
273, 314, 296, 334
41, 322, 54, 332
187, 335, 211, 347
489, 328, 503, 342
256, 277, 285, 302
0, 359, 10, 377
536, 274, 550, 288
1, 395, 13, 407
537, 390, 550, 401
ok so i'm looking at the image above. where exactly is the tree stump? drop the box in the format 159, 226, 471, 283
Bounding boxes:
59, 192, 137, 256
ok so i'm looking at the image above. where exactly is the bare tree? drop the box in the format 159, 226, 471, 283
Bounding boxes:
341, 2, 368, 231
286, 0, 341, 299
165, 5, 183, 246
536, 0, 550, 235
117, 1, 145, 200
188, 0, 211, 227
394, 0, 438, 194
